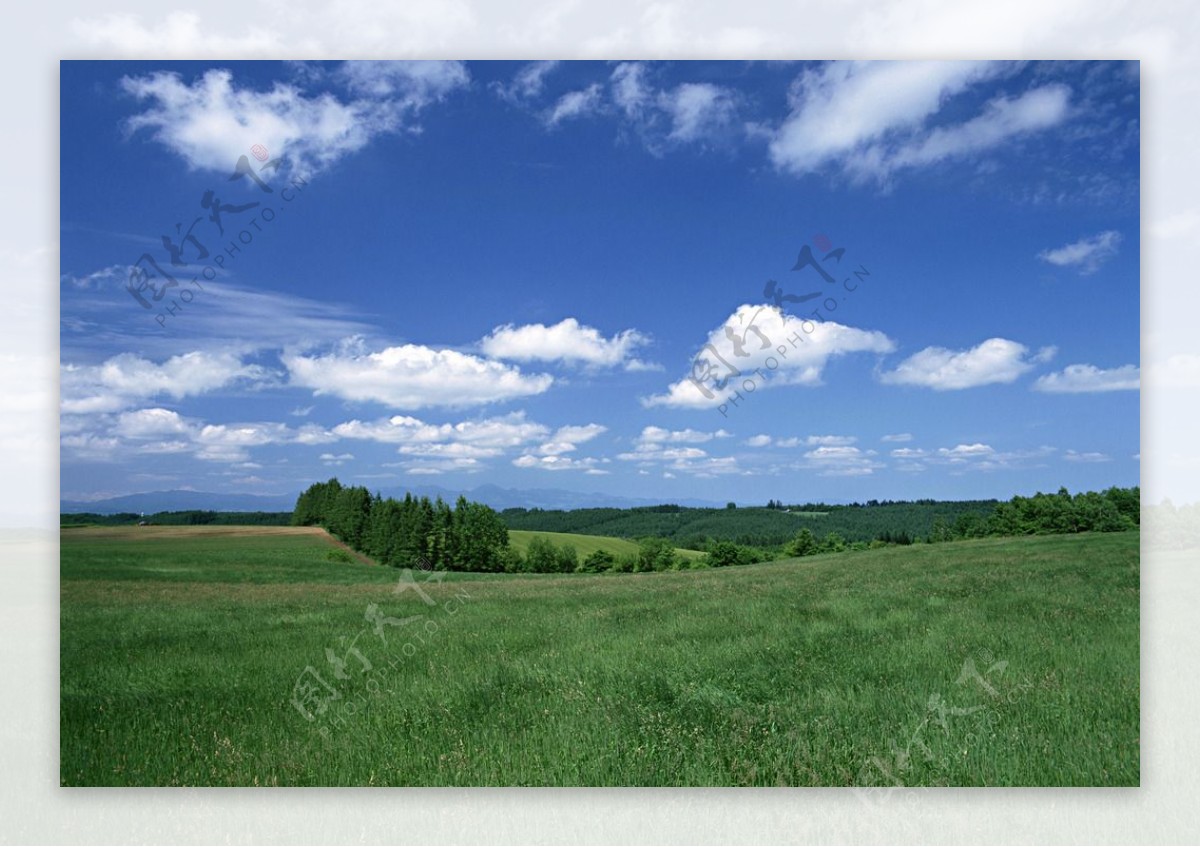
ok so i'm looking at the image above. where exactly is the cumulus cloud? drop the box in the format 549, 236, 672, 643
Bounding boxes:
639, 426, 731, 444
331, 411, 548, 450
881, 432, 914, 442
63, 407, 315, 465
769, 61, 1070, 182
879, 338, 1055, 390
614, 427, 743, 478
926, 442, 1056, 473
121, 63, 467, 178
798, 445, 883, 477
512, 454, 610, 473
1038, 231, 1122, 274
644, 304, 895, 408
61, 351, 269, 415
284, 339, 553, 410
480, 317, 651, 369
1033, 363, 1139, 393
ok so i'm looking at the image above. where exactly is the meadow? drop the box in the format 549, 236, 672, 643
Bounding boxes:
506, 529, 704, 561
60, 526, 1139, 786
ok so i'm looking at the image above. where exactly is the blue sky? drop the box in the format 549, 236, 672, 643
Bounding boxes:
60, 60, 1140, 505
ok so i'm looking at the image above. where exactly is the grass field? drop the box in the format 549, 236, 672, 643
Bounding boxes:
60, 526, 1138, 786
506, 529, 705, 561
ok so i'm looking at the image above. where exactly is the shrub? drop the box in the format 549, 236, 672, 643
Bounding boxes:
326, 548, 354, 564
579, 549, 615, 573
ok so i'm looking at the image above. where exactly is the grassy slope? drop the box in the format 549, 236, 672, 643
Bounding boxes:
60, 526, 1138, 787
507, 529, 705, 560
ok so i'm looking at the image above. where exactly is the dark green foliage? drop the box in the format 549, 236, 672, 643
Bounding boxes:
705, 539, 742, 568
524, 536, 559, 573
61, 510, 293, 527
637, 537, 680, 572
326, 548, 354, 563
291, 479, 511, 572
501, 499, 1003, 546
786, 528, 818, 558
579, 549, 616, 573
500, 488, 1141, 554
555, 544, 579, 573
977, 486, 1139, 542
703, 539, 764, 568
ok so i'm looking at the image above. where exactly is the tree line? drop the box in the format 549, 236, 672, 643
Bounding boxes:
292, 479, 513, 572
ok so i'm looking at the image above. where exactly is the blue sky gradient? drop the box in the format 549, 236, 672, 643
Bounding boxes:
60, 60, 1140, 504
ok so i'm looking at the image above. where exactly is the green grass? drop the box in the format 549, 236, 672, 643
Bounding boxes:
507, 529, 704, 561
61, 526, 1138, 786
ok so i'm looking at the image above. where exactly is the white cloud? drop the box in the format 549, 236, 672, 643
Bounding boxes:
876, 85, 1072, 176
798, 445, 882, 477
611, 62, 653, 119
644, 305, 895, 408
336, 61, 468, 104
745, 434, 772, 447
480, 317, 650, 369
770, 61, 998, 175
925, 442, 1055, 473
890, 447, 928, 459
1033, 363, 1139, 393
879, 338, 1054, 390
1064, 450, 1112, 463
512, 453, 610, 473
534, 423, 608, 456
544, 84, 604, 126
332, 411, 548, 451
630, 64, 740, 150
62, 404, 342, 465
639, 426, 731, 444
320, 452, 355, 466
61, 351, 268, 415
938, 443, 995, 459
284, 339, 553, 410
769, 61, 1071, 182
113, 408, 193, 439
1038, 230, 1122, 274
121, 68, 407, 179
881, 432, 914, 443
493, 61, 560, 103
195, 422, 291, 462
662, 83, 738, 142
804, 434, 857, 447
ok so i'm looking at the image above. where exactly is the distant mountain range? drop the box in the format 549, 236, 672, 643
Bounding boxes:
61, 485, 726, 515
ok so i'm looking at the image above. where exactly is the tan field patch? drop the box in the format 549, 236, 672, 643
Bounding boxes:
61, 525, 330, 542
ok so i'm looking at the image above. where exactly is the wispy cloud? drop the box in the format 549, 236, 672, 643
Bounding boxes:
1038, 230, 1122, 274
769, 61, 1071, 183
1033, 363, 1139, 393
